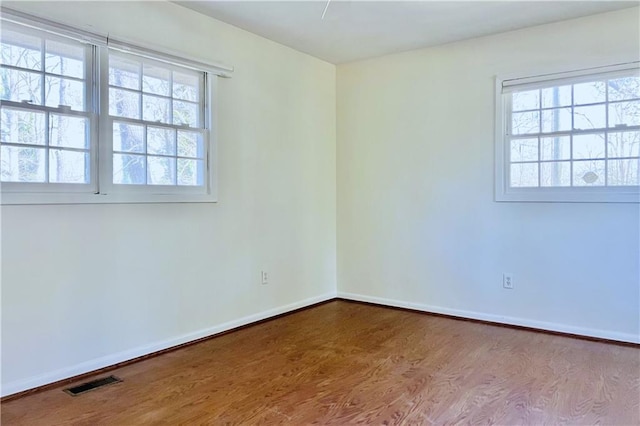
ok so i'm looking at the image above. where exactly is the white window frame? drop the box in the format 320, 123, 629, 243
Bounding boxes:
0, 8, 231, 205
495, 62, 640, 203
96, 48, 218, 204
0, 23, 99, 196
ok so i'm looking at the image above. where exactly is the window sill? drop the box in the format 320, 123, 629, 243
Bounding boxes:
495, 187, 640, 203
0, 191, 217, 205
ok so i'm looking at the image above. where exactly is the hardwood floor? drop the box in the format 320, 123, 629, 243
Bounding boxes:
2, 300, 639, 425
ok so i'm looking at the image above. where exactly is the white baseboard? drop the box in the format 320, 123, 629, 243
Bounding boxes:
337, 291, 640, 344
1, 292, 336, 398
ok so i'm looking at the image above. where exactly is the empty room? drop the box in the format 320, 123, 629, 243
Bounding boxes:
1, 0, 639, 424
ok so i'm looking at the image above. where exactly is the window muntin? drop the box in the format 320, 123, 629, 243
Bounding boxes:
108, 52, 202, 127
0, 22, 93, 188
499, 65, 640, 202
111, 121, 205, 186
106, 52, 207, 190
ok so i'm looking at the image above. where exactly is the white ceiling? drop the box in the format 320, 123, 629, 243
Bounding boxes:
176, 1, 638, 64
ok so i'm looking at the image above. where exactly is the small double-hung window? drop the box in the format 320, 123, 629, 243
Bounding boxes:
0, 9, 232, 204
496, 63, 640, 203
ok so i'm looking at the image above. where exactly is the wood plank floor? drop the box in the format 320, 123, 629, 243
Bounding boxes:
2, 300, 639, 425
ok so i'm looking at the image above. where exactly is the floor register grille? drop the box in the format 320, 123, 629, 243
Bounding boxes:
64, 375, 122, 396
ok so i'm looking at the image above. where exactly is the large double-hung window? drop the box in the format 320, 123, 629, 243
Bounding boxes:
0, 9, 232, 204
106, 52, 206, 191
1, 24, 94, 190
496, 63, 639, 203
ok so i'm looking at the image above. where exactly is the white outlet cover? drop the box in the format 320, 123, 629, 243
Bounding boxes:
503, 273, 514, 289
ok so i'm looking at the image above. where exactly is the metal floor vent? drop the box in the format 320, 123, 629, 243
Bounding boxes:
64, 375, 122, 396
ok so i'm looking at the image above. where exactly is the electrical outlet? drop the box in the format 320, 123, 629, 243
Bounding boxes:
503, 273, 514, 289
261, 271, 268, 285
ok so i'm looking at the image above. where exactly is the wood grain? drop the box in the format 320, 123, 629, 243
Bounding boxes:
2, 300, 638, 425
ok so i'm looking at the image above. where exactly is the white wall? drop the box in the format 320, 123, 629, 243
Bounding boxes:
3, 2, 639, 398
337, 9, 640, 342
1, 1, 336, 395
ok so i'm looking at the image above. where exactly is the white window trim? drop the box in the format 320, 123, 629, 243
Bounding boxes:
0, 7, 229, 205
0, 23, 98, 196
495, 63, 640, 203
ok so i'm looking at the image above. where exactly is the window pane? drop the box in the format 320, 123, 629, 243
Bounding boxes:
109, 88, 140, 119
1, 29, 42, 70
608, 159, 639, 186
173, 100, 198, 127
45, 40, 84, 79
178, 158, 203, 186
510, 163, 538, 187
573, 160, 605, 186
1, 145, 46, 182
512, 90, 539, 111
45, 76, 84, 110
49, 149, 88, 183
173, 71, 199, 102
608, 77, 640, 102
142, 94, 170, 123
573, 105, 605, 130
541, 136, 570, 161
177, 131, 203, 158
512, 111, 539, 135
142, 64, 170, 96
609, 101, 640, 128
49, 115, 88, 149
510, 138, 537, 162
541, 85, 571, 108
541, 107, 571, 133
541, 161, 571, 187
113, 153, 146, 184
608, 131, 639, 159
1, 107, 45, 145
113, 122, 144, 153
573, 134, 605, 160
573, 81, 605, 105
147, 155, 175, 185
147, 127, 175, 155
109, 55, 140, 90
0, 68, 42, 104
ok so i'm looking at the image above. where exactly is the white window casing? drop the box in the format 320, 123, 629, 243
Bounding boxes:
0, 7, 232, 204
495, 62, 640, 203
0, 22, 98, 195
